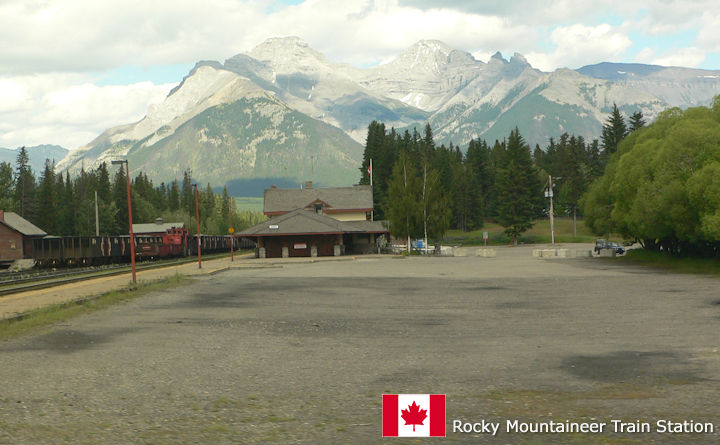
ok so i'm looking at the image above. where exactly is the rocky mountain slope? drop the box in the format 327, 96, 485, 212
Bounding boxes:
1, 145, 68, 173
57, 37, 720, 187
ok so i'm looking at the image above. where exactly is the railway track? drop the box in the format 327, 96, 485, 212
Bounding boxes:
0, 253, 240, 297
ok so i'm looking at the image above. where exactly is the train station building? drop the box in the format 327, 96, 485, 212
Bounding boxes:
239, 183, 388, 258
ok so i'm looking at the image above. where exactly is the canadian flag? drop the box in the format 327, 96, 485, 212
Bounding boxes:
382, 394, 446, 437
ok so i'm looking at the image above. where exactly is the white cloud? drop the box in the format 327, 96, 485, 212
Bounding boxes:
696, 10, 720, 52
1, 0, 720, 150
525, 24, 632, 71
635, 47, 706, 68
0, 74, 173, 149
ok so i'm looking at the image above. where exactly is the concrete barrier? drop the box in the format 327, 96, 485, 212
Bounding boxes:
475, 248, 496, 258
533, 248, 593, 259
599, 248, 616, 257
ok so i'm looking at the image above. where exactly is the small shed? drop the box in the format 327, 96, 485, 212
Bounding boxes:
0, 210, 47, 265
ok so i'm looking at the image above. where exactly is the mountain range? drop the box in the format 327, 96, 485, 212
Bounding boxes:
1, 145, 69, 174
56, 37, 720, 189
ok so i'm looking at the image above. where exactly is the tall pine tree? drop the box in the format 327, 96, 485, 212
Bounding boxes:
494, 128, 541, 244
600, 103, 628, 160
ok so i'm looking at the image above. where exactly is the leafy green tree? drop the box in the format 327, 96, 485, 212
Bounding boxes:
420, 159, 450, 243
494, 128, 541, 244
584, 98, 720, 257
386, 151, 421, 251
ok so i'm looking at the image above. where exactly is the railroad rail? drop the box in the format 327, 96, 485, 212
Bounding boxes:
0, 252, 245, 297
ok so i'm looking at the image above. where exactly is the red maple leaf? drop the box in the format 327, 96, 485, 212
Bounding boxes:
401, 401, 427, 432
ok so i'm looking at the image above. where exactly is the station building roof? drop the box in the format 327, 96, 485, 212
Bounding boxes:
263, 185, 373, 215
240, 209, 387, 237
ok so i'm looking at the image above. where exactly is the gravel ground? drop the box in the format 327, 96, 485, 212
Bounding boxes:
0, 245, 718, 444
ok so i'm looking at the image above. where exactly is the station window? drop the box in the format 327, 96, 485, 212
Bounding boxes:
9, 240, 16, 249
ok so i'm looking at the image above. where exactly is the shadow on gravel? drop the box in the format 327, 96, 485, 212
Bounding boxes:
0, 328, 138, 354
561, 350, 705, 384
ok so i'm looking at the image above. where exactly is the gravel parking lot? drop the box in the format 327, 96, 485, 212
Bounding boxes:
0, 246, 718, 444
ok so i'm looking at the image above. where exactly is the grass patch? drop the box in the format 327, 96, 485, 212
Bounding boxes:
233, 196, 264, 212
618, 249, 720, 276
443, 218, 608, 246
0, 274, 191, 341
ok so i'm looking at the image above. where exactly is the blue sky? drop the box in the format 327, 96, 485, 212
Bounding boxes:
1, 0, 719, 150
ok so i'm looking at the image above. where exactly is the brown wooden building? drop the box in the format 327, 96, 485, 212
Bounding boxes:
241, 184, 388, 258
240, 209, 388, 258
0, 210, 47, 266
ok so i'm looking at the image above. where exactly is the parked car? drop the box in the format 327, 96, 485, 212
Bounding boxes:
594, 239, 625, 255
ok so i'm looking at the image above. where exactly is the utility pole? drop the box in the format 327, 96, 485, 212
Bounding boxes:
547, 175, 555, 246
94, 190, 99, 236
229, 197, 234, 262
111, 159, 136, 283
193, 184, 202, 269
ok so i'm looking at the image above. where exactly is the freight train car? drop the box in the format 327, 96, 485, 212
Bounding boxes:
33, 235, 131, 267
32, 233, 254, 267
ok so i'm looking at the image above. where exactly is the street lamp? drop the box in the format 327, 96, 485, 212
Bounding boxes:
111, 159, 136, 283
192, 183, 202, 269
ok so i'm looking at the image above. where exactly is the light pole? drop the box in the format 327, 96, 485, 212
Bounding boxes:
545, 175, 561, 246
229, 197, 234, 262
193, 184, 202, 269
111, 159, 136, 283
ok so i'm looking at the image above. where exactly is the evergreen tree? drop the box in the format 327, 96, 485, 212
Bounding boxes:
586, 139, 603, 178
0, 161, 14, 210
556, 136, 589, 236
464, 138, 491, 229
629, 111, 646, 132
96, 162, 111, 202
221, 186, 231, 233
494, 128, 541, 244
112, 166, 129, 233
14, 146, 36, 219
58, 171, 76, 235
600, 103, 628, 159
168, 179, 180, 211
36, 159, 57, 234
181, 171, 193, 215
